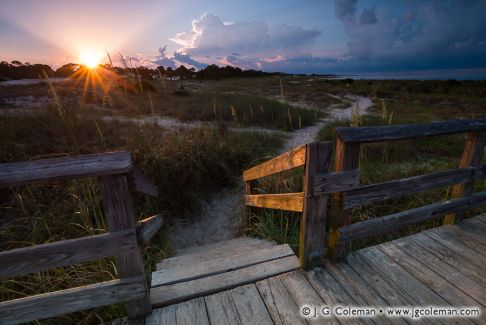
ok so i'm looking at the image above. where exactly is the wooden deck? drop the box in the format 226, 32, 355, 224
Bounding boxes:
141, 215, 485, 324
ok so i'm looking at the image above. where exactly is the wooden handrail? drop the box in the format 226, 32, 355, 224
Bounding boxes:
0, 229, 137, 279
0, 276, 146, 324
335, 118, 486, 143
344, 165, 486, 209
0, 151, 132, 188
243, 119, 486, 264
338, 191, 486, 243
0, 152, 161, 323
242, 142, 333, 269
245, 193, 305, 212
327, 119, 486, 259
243, 144, 306, 181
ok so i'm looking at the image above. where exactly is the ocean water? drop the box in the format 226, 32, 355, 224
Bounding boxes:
336, 69, 486, 80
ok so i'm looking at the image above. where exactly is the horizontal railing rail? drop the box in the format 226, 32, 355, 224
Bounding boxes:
245, 192, 305, 212
243, 144, 307, 182
0, 152, 164, 324
335, 118, 486, 143
338, 191, 486, 243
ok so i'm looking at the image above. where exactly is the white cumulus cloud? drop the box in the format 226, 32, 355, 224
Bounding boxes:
170, 13, 321, 60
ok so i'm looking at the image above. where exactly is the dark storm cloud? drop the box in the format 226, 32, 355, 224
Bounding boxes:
334, 0, 486, 71
359, 8, 377, 25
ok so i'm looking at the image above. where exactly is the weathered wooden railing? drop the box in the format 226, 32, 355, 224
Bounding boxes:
0, 152, 164, 324
243, 142, 334, 269
243, 118, 486, 267
326, 118, 486, 258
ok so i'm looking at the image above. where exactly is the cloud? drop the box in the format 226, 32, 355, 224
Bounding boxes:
359, 8, 377, 25
153, 45, 177, 69
335, 0, 486, 71
170, 13, 321, 59
173, 52, 207, 69
335, 0, 357, 26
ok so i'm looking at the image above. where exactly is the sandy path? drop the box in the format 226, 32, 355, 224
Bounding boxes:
168, 94, 373, 252
282, 95, 372, 152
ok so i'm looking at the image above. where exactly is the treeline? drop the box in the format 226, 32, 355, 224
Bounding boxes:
0, 60, 284, 81
0, 61, 55, 80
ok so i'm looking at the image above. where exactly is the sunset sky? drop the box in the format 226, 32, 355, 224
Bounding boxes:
1, 0, 485, 75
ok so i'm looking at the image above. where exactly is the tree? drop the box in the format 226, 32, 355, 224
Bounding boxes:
55, 63, 81, 77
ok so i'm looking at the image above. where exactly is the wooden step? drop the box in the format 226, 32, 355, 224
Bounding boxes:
151, 238, 299, 307
156, 237, 277, 271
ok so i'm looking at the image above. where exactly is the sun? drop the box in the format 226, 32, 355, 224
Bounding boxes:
80, 51, 101, 68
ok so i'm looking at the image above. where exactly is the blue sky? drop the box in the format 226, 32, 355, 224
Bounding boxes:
1, 0, 485, 75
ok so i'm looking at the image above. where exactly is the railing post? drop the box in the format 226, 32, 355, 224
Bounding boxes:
244, 180, 256, 228
98, 174, 151, 318
444, 130, 486, 225
327, 138, 360, 259
299, 142, 333, 269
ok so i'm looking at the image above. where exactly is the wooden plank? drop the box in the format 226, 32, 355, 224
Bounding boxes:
469, 213, 486, 223
431, 225, 486, 254
152, 244, 294, 287
245, 193, 304, 212
129, 167, 158, 197
325, 261, 397, 325
410, 234, 486, 287
150, 255, 300, 307
204, 290, 242, 325
423, 231, 486, 268
98, 174, 151, 317
279, 271, 339, 325
338, 191, 486, 243
108, 316, 144, 325
0, 229, 136, 279
379, 241, 482, 316
0, 276, 145, 325
312, 169, 360, 194
457, 221, 486, 239
305, 268, 371, 325
335, 118, 486, 143
343, 165, 486, 209
0, 151, 132, 188
300, 142, 333, 269
136, 214, 164, 246
243, 144, 306, 181
175, 297, 210, 325
444, 130, 486, 224
144, 304, 177, 325
256, 277, 307, 325
357, 248, 449, 307
391, 237, 486, 307
344, 253, 415, 308
327, 139, 360, 259
230, 284, 274, 325
176, 237, 271, 256
157, 238, 276, 271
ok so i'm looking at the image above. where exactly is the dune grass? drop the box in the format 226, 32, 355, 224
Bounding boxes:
0, 76, 323, 131
0, 108, 283, 323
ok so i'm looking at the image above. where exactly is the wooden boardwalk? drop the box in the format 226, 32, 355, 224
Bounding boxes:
143, 215, 486, 324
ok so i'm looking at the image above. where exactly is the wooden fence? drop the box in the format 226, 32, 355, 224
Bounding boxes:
243, 142, 334, 269
243, 118, 486, 267
0, 152, 164, 324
